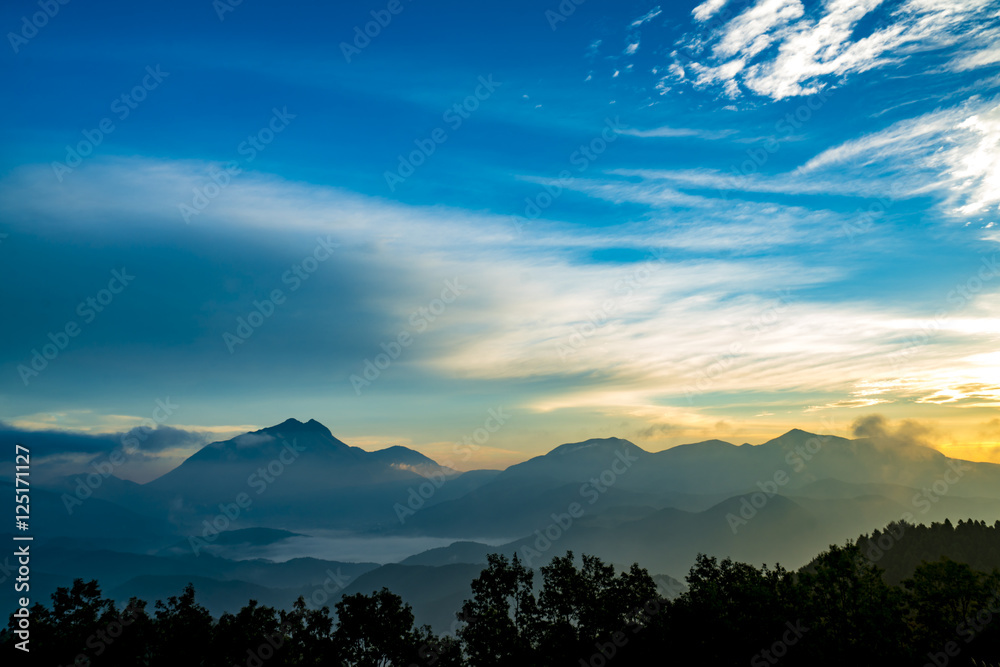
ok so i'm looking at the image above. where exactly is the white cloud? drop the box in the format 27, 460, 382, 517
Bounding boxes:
692, 0, 731, 22
714, 0, 805, 60
952, 108, 1000, 215
630, 6, 663, 27
619, 126, 737, 139
672, 0, 1000, 99
950, 44, 1000, 72
741, 0, 889, 99
521, 171, 870, 251
801, 99, 1000, 216
5, 157, 998, 434
605, 97, 1000, 221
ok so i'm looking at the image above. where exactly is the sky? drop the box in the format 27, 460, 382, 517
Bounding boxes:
1, 0, 999, 481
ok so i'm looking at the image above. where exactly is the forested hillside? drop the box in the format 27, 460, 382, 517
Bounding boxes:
5, 521, 1000, 666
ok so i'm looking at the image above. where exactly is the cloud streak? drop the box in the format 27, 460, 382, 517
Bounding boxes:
670, 0, 1000, 99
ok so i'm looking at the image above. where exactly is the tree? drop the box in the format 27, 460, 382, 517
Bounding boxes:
334, 587, 421, 666
279, 596, 337, 664
665, 554, 797, 665
213, 599, 283, 666
798, 543, 912, 665
0, 580, 151, 666
150, 583, 214, 667
536, 552, 662, 665
458, 553, 540, 666
905, 558, 1000, 661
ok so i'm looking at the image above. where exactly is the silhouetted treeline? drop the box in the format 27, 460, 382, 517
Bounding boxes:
852, 519, 1000, 585
4, 521, 1000, 666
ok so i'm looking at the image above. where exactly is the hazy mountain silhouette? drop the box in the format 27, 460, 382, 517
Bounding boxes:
138, 418, 486, 531
21, 418, 1000, 625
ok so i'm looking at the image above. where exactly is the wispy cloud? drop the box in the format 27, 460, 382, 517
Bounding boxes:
950, 44, 1000, 72
671, 0, 1000, 99
630, 6, 663, 27
3, 148, 998, 460
0, 419, 213, 483
619, 126, 737, 139
692, 0, 732, 22
603, 96, 1000, 222
713, 0, 805, 60
802, 99, 1000, 216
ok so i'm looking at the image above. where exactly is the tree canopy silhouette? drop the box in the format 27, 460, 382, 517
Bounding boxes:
5, 520, 1000, 666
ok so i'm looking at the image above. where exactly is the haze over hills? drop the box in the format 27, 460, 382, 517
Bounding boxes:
90, 418, 479, 532
15, 418, 1000, 630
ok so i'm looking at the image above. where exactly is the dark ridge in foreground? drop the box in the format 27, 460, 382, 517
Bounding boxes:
5, 520, 1000, 667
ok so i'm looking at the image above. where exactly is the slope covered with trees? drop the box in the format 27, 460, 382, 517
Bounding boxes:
4, 522, 1000, 666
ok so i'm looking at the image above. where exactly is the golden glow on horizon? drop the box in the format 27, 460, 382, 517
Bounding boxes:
9, 402, 1000, 473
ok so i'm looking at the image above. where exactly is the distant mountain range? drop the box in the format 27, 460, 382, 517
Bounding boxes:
14, 418, 1000, 632
46, 418, 488, 532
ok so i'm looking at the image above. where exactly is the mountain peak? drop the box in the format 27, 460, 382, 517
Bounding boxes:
655, 439, 736, 460
546, 437, 643, 457
261, 418, 333, 437
762, 428, 824, 447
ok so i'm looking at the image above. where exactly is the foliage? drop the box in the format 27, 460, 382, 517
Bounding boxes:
4, 521, 1000, 666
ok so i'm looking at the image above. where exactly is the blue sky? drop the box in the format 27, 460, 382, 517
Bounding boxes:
1, 0, 999, 480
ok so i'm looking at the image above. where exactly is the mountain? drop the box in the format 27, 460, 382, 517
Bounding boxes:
18, 419, 1000, 631
44, 473, 146, 510
391, 428, 1000, 539
0, 480, 177, 551
148, 418, 455, 492
396, 491, 910, 579
140, 418, 469, 530
499, 437, 649, 484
